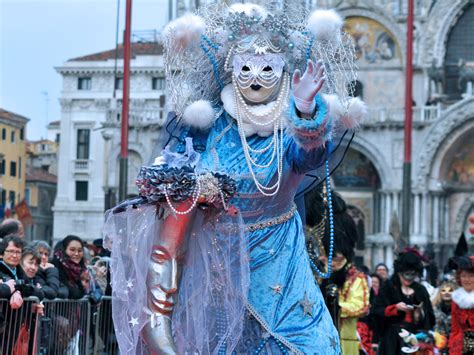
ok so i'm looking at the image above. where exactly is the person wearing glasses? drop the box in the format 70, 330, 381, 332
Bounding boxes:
0, 235, 27, 309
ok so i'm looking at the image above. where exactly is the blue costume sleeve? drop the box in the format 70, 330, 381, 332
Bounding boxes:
286, 94, 333, 174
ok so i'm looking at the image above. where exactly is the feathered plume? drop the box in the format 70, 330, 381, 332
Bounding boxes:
181, 100, 215, 130
164, 13, 206, 50
307, 9, 343, 43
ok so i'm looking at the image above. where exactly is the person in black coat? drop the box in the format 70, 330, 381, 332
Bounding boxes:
31, 240, 67, 299
0, 235, 30, 306
20, 247, 46, 301
52, 235, 88, 299
373, 250, 435, 355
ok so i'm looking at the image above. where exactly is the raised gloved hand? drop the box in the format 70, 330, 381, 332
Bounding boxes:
292, 60, 326, 115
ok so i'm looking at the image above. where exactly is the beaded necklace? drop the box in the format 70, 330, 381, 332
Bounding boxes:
232, 73, 290, 197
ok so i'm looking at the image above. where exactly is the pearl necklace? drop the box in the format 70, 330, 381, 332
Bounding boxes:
232, 74, 289, 122
164, 180, 201, 215
233, 73, 290, 196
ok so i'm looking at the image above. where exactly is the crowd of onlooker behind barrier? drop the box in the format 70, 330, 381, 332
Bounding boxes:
0, 296, 117, 354
0, 218, 116, 354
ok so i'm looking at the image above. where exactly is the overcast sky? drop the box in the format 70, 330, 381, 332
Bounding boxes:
0, 0, 168, 140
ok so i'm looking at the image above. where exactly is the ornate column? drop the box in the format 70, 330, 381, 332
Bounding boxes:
393, 191, 400, 220
421, 192, 428, 235
385, 191, 393, 233
432, 193, 440, 243
414, 193, 420, 234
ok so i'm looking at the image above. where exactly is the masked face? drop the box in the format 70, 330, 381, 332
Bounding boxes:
399, 270, 417, 286
233, 53, 285, 104
440, 286, 453, 301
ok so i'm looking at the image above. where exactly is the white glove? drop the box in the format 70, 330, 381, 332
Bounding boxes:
292, 60, 326, 115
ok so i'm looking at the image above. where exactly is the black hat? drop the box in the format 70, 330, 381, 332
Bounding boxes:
394, 251, 423, 274
446, 255, 474, 272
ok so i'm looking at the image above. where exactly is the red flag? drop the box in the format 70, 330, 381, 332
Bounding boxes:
4, 201, 11, 218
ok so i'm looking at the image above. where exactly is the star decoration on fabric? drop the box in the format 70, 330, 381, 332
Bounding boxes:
126, 279, 134, 289
270, 284, 284, 295
268, 248, 275, 255
299, 292, 315, 317
330, 336, 338, 350
129, 317, 139, 327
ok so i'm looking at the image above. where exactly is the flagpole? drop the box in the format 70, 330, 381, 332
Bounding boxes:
401, 0, 414, 247
119, 0, 133, 202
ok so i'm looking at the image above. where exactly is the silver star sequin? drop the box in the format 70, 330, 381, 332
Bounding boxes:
299, 292, 315, 317
129, 317, 139, 327
126, 279, 134, 289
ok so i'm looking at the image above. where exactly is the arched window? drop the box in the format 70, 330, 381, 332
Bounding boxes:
439, 128, 474, 190
444, 4, 474, 98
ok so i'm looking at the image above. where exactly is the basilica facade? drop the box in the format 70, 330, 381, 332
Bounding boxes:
53, 0, 474, 269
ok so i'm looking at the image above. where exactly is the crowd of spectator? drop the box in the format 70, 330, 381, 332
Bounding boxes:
353, 247, 474, 355
0, 218, 113, 353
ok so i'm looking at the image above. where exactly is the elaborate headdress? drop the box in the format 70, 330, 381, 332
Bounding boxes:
163, 3, 362, 130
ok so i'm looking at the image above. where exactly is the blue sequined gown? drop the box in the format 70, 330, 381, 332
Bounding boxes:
191, 95, 341, 354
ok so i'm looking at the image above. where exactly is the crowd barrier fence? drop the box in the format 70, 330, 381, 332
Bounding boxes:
1, 296, 118, 355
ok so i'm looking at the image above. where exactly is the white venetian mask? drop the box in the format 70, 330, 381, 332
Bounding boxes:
232, 53, 285, 103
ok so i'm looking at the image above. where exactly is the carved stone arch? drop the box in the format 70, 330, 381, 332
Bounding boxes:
111, 141, 146, 186
338, 7, 406, 65
349, 136, 391, 189
454, 195, 474, 240
420, 0, 471, 66
415, 98, 474, 189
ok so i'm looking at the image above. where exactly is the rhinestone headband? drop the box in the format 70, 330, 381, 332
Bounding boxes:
225, 10, 293, 54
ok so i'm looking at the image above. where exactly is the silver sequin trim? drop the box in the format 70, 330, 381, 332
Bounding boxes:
245, 204, 297, 232
246, 303, 303, 355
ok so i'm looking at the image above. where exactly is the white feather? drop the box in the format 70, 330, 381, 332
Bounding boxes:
324, 95, 366, 130
342, 97, 367, 129
323, 94, 344, 118
307, 9, 343, 42
164, 14, 205, 50
182, 100, 215, 130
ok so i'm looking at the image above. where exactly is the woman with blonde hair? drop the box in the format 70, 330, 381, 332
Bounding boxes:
432, 280, 457, 354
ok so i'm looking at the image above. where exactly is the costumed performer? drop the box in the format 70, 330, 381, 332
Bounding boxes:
448, 255, 474, 355
373, 250, 435, 355
305, 188, 370, 354
103, 3, 366, 354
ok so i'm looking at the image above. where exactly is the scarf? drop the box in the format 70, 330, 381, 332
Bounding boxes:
54, 249, 85, 285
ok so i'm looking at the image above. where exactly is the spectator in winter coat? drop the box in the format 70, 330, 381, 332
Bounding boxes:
30, 240, 67, 299
0, 235, 26, 309
19, 247, 45, 301
52, 235, 88, 299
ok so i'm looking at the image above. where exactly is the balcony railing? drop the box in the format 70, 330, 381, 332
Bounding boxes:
106, 109, 167, 127
72, 159, 91, 173
364, 105, 442, 125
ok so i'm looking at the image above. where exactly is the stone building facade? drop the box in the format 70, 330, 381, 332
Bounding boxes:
53, 0, 474, 269
53, 42, 167, 243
